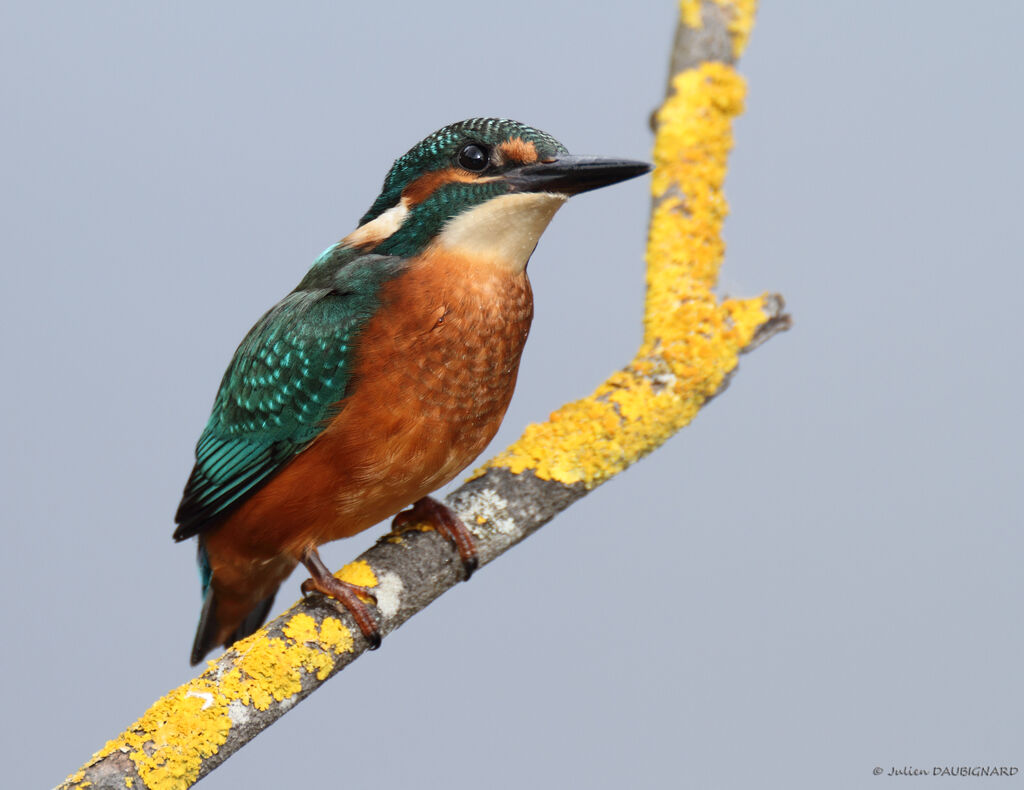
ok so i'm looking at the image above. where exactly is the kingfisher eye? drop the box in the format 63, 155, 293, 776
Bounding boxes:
457, 144, 489, 172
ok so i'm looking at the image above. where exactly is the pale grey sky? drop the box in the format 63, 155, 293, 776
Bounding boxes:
3, 2, 1022, 788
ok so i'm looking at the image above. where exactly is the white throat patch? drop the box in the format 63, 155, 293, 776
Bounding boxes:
432, 192, 568, 273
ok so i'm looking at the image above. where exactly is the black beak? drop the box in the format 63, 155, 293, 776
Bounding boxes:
505, 155, 651, 196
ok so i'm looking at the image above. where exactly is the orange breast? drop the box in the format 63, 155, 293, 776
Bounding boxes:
204, 249, 533, 570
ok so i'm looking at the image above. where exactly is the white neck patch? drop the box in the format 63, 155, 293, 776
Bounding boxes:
341, 198, 410, 248
431, 192, 568, 273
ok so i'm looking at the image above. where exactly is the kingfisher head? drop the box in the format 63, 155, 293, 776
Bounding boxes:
339, 118, 650, 273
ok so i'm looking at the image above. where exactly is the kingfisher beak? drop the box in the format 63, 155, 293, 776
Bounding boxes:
505, 155, 651, 196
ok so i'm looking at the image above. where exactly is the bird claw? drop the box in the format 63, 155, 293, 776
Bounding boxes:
300, 549, 381, 649
391, 496, 478, 580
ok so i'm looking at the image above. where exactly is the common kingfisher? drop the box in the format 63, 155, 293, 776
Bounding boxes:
174, 118, 649, 664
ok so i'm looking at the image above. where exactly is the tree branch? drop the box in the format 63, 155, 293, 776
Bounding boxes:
59, 3, 785, 788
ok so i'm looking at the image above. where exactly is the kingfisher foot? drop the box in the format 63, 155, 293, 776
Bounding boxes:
392, 496, 478, 580
300, 548, 381, 650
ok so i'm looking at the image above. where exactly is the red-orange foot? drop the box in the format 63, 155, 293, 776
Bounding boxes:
392, 496, 478, 580
300, 548, 382, 650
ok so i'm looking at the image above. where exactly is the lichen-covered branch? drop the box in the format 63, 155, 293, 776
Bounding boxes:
59, 3, 786, 788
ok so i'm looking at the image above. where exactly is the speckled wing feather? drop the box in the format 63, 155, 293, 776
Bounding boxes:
173, 251, 406, 540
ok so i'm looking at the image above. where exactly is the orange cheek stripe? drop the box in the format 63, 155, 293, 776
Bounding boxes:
402, 168, 491, 206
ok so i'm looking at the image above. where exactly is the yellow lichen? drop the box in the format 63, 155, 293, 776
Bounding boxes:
709, 0, 758, 58
680, 0, 703, 28
80, 675, 231, 790
282, 613, 354, 665
484, 56, 769, 489
282, 612, 320, 645
679, 1, 758, 59
318, 616, 355, 655
67, 609, 355, 790
336, 559, 377, 588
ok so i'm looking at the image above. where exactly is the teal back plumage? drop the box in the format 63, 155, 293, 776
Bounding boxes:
174, 250, 407, 540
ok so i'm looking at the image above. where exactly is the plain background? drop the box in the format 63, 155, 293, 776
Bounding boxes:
3, 2, 1022, 788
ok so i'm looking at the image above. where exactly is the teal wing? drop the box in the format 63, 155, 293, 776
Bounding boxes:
173, 252, 404, 541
